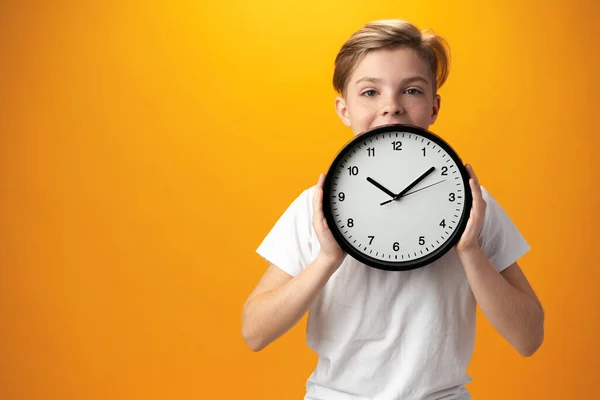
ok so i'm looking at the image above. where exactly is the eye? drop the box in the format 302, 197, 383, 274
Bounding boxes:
361, 89, 378, 97
404, 88, 423, 95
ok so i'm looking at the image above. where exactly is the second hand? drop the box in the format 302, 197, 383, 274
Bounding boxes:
380, 179, 446, 206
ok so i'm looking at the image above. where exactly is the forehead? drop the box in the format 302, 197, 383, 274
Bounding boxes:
348, 47, 434, 86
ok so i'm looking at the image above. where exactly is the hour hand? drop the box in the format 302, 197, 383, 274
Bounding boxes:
366, 177, 397, 199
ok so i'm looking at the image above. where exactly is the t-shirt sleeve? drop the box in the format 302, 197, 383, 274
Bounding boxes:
255, 188, 315, 277
478, 186, 531, 273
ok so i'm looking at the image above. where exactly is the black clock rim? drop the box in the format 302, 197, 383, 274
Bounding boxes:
322, 123, 473, 272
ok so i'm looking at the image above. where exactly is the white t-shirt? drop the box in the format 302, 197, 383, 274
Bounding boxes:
256, 184, 530, 400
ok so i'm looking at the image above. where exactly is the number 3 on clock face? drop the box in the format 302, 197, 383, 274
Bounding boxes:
322, 124, 473, 272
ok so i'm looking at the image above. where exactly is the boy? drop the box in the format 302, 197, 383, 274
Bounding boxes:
242, 19, 544, 400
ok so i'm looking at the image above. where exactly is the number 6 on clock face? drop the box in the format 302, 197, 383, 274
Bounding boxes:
322, 124, 473, 271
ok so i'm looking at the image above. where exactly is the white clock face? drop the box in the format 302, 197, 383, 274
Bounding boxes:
324, 125, 471, 270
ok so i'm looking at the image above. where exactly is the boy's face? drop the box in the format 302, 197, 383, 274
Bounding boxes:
335, 46, 441, 136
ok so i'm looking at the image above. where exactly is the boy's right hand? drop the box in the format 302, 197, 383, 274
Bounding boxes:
313, 174, 346, 271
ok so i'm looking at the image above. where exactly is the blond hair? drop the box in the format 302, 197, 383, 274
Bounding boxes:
333, 20, 450, 96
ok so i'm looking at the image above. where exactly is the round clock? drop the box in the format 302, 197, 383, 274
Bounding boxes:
322, 124, 473, 271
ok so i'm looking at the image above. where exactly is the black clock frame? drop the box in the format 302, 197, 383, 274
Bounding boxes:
322, 124, 473, 272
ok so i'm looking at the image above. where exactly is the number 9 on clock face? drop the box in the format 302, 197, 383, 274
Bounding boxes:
322, 124, 473, 271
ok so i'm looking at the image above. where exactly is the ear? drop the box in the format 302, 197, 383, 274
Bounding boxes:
429, 94, 441, 125
335, 95, 351, 127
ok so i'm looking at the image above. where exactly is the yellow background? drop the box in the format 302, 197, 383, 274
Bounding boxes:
1, 0, 598, 398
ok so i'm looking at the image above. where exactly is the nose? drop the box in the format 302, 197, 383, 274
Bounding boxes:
381, 96, 404, 117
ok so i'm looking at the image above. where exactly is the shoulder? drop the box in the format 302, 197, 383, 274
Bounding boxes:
479, 184, 494, 207
478, 184, 512, 235
479, 184, 513, 225
290, 185, 316, 215
255, 185, 319, 274
477, 184, 531, 271
266, 185, 317, 233
476, 184, 512, 246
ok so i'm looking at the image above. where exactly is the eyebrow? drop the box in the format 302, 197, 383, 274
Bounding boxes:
354, 75, 431, 86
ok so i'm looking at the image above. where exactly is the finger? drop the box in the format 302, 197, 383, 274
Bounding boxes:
322, 216, 330, 232
470, 178, 482, 211
313, 174, 324, 225
469, 178, 486, 227
465, 165, 482, 197
467, 164, 480, 185
317, 175, 333, 232
462, 214, 474, 239
312, 174, 322, 208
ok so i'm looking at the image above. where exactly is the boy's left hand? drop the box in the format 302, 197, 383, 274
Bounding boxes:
455, 164, 486, 253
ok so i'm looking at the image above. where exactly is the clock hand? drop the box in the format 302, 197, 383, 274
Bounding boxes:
394, 166, 436, 200
366, 177, 397, 199
380, 166, 436, 206
380, 179, 446, 205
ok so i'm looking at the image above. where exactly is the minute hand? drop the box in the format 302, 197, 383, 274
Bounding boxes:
393, 166, 436, 200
